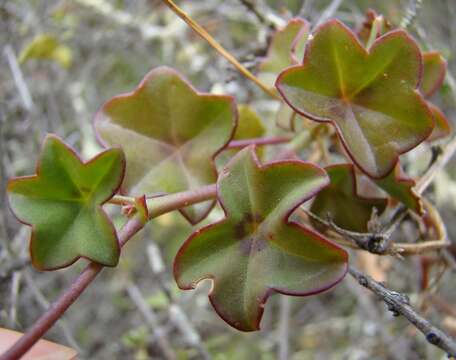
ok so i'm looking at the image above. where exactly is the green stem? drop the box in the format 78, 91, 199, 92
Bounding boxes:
276, 130, 313, 159
365, 15, 384, 49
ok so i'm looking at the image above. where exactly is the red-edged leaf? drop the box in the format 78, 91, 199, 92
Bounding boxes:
276, 20, 434, 178
7, 135, 124, 270
311, 164, 387, 232
95, 67, 237, 224
258, 18, 309, 87
174, 146, 348, 331
427, 103, 452, 142
373, 164, 423, 214
421, 52, 447, 98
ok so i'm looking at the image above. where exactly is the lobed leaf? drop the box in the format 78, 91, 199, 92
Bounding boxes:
234, 105, 265, 140
421, 52, 447, 98
311, 164, 387, 232
427, 103, 452, 142
419, 53, 451, 142
7, 135, 125, 270
258, 18, 309, 87
276, 20, 434, 178
373, 164, 423, 214
95, 67, 237, 224
174, 146, 348, 331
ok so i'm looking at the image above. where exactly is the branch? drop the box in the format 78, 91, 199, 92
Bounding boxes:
349, 266, 456, 357
416, 136, 456, 195
238, 0, 273, 28
0, 258, 29, 282
0, 185, 217, 360
3, 45, 34, 111
301, 197, 449, 256
226, 136, 291, 149
161, 0, 280, 100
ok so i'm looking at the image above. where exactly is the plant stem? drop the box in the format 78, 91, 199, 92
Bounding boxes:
349, 266, 456, 357
146, 184, 216, 219
300, 197, 449, 256
0, 218, 142, 360
226, 136, 291, 149
161, 0, 280, 100
365, 15, 384, 49
0, 185, 218, 360
275, 131, 312, 159
109, 194, 136, 206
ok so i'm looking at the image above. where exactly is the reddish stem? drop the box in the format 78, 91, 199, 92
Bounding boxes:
0, 185, 217, 360
0, 218, 143, 360
226, 136, 291, 149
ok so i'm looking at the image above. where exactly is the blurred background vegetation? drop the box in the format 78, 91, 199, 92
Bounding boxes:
1, 0, 456, 359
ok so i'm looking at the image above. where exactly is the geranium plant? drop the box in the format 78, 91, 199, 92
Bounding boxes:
2, 3, 456, 359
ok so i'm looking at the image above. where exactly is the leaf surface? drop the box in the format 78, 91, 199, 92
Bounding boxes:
234, 105, 265, 140
427, 103, 452, 142
421, 52, 447, 98
258, 18, 309, 87
276, 20, 434, 178
174, 146, 348, 331
8, 135, 124, 270
311, 164, 387, 232
374, 164, 423, 214
95, 67, 237, 224
19, 34, 72, 68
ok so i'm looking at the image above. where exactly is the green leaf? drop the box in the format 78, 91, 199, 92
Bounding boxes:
258, 18, 309, 87
257, 18, 310, 131
95, 67, 237, 224
217, 105, 266, 167
7, 135, 125, 270
174, 146, 348, 331
427, 103, 452, 142
374, 164, 423, 214
421, 52, 447, 98
234, 105, 265, 140
19, 34, 72, 69
311, 164, 387, 232
276, 20, 434, 178
419, 52, 450, 141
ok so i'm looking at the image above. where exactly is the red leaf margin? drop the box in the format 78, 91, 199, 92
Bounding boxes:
275, 19, 434, 180
426, 103, 452, 142
174, 145, 348, 332
374, 164, 424, 215
422, 51, 447, 98
93, 66, 238, 225
311, 163, 388, 231
7, 134, 126, 271
258, 18, 310, 70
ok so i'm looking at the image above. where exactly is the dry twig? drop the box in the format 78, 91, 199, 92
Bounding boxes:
349, 266, 456, 358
